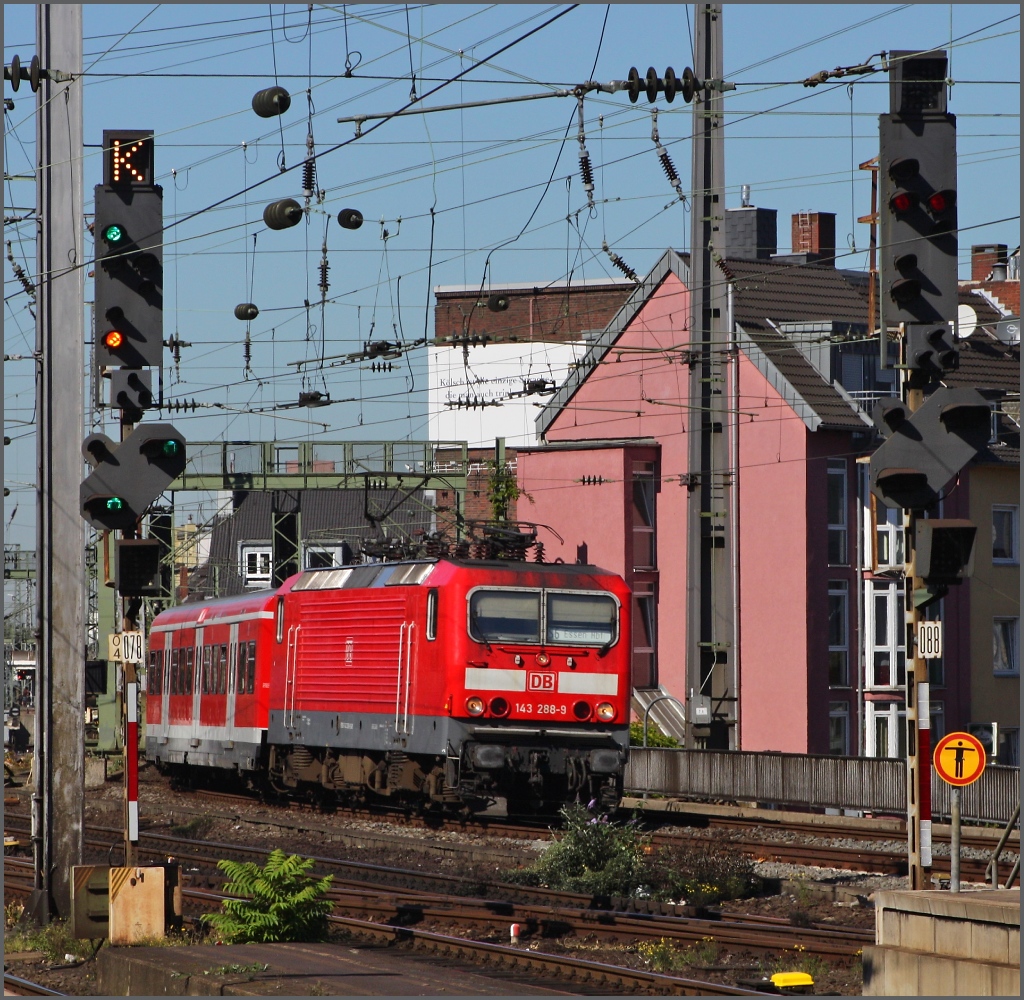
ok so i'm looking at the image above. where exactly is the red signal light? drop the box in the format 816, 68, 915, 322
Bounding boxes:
103, 330, 125, 350
927, 189, 955, 213
889, 190, 917, 214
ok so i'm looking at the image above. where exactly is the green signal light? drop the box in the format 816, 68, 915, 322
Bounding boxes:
105, 496, 126, 512
160, 440, 182, 458
102, 224, 126, 244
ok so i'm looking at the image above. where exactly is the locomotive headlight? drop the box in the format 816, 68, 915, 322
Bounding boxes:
535, 652, 551, 667
595, 701, 616, 722
466, 696, 486, 716
489, 696, 510, 717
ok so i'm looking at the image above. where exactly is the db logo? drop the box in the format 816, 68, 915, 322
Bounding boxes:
527, 671, 555, 692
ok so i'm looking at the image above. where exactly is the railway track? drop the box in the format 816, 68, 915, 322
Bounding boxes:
4, 794, 999, 883
1, 972, 66, 997
7, 829, 872, 961
4, 865, 769, 997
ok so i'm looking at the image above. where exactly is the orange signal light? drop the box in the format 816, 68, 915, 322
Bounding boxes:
103, 330, 124, 350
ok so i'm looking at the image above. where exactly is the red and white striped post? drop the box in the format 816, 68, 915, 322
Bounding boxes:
918, 681, 931, 869
125, 679, 139, 864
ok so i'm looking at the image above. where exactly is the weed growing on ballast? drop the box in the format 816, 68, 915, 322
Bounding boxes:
202, 850, 333, 944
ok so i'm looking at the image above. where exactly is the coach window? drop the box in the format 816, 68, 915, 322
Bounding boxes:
171, 648, 180, 694
236, 644, 247, 694
246, 640, 257, 693
218, 644, 228, 693
202, 646, 212, 693
469, 590, 540, 643
185, 647, 194, 694
276, 597, 285, 642
426, 589, 438, 641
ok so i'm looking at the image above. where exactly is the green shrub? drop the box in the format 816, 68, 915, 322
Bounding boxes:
202, 850, 334, 944
629, 720, 679, 748
507, 804, 649, 897
644, 837, 755, 905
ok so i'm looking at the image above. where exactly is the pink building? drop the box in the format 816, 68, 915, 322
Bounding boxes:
517, 235, 1018, 757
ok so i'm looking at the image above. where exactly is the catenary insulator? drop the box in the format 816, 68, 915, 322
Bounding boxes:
603, 240, 640, 284
252, 86, 292, 118
234, 303, 259, 321
263, 198, 303, 230
337, 208, 363, 230
579, 152, 594, 190
318, 259, 330, 297
302, 159, 316, 198
487, 293, 510, 313
658, 147, 681, 188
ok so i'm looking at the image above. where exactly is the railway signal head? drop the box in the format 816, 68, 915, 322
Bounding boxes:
878, 51, 958, 376
94, 130, 163, 371
80, 423, 187, 531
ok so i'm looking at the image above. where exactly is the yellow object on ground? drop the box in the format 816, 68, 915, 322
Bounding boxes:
771, 971, 815, 989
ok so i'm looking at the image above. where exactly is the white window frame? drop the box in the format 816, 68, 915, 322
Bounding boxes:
303, 543, 346, 570
866, 701, 907, 759
239, 543, 272, 588
866, 580, 905, 690
872, 498, 905, 573
992, 505, 1019, 565
993, 616, 1019, 676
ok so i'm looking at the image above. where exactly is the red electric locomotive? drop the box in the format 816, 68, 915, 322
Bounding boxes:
146, 557, 632, 813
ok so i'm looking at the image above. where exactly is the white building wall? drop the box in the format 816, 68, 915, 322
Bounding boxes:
427, 341, 583, 447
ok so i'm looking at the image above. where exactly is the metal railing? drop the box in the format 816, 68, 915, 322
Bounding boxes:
625, 748, 1020, 824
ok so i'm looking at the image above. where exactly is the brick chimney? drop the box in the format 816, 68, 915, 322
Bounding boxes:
791, 212, 836, 265
971, 244, 1008, 281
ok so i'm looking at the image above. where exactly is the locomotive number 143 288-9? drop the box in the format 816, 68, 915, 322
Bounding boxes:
516, 703, 568, 715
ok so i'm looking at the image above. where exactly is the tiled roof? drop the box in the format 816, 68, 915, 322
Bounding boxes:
727, 257, 871, 329
945, 330, 1020, 393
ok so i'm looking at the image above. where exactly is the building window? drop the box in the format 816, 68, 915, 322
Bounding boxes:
867, 702, 907, 758
999, 727, 1020, 767
632, 591, 657, 689
868, 581, 906, 688
304, 543, 348, 570
827, 581, 848, 686
828, 702, 849, 755
240, 544, 272, 588
992, 505, 1019, 564
993, 617, 1019, 676
873, 498, 904, 572
631, 466, 657, 571
827, 460, 847, 565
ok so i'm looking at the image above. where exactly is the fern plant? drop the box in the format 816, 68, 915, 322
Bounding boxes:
202, 850, 334, 944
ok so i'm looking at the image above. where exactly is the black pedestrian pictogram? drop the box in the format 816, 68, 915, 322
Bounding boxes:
952, 740, 976, 778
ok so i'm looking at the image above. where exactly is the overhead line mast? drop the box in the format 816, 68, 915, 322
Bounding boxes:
685, 3, 736, 749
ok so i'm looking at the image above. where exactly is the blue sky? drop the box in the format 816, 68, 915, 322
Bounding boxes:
3, 4, 1020, 548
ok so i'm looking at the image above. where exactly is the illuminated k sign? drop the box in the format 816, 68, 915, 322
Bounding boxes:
103, 129, 154, 187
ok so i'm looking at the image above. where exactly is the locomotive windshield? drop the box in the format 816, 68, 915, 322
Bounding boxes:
468, 588, 617, 647
547, 592, 616, 644
469, 590, 541, 642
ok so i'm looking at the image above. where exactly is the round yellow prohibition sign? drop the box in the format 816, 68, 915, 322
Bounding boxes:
933, 731, 987, 787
